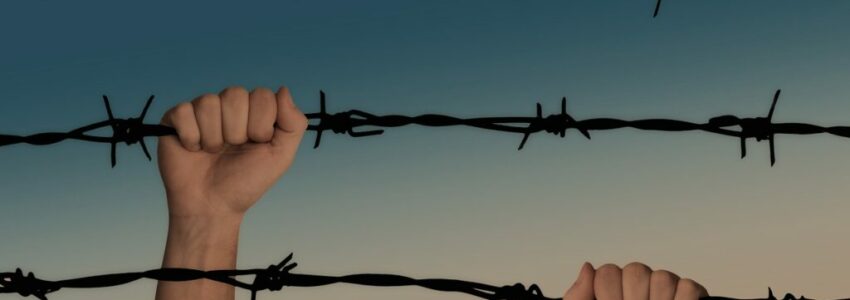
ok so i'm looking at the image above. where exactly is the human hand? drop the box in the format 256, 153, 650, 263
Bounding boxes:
154, 86, 308, 300
157, 86, 309, 218
563, 262, 709, 300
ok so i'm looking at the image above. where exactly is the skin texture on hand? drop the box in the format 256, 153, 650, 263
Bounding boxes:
563, 262, 709, 300
154, 86, 308, 300
157, 86, 308, 217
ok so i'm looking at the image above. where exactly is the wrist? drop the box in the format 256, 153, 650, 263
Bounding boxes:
165, 190, 248, 220
162, 214, 244, 270
156, 214, 243, 300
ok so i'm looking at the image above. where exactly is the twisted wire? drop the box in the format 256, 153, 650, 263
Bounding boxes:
2, 90, 847, 166
0, 253, 558, 300
0, 254, 823, 300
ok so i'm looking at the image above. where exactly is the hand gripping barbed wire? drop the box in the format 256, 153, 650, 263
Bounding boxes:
0, 253, 824, 300
3, 89, 850, 166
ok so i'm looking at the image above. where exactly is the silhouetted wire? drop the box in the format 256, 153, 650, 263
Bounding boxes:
0, 89, 846, 299
1, 89, 848, 166
0, 254, 818, 300
654, 0, 663, 17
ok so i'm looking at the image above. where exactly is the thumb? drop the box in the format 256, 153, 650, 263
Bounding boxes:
271, 86, 309, 154
564, 262, 595, 300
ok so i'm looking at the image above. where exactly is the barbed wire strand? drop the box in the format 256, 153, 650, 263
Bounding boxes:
0, 253, 826, 300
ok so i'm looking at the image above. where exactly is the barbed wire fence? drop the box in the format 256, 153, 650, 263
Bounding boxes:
4, 2, 848, 300
1, 89, 846, 300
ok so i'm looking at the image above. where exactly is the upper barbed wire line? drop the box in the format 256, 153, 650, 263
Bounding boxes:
3, 89, 850, 166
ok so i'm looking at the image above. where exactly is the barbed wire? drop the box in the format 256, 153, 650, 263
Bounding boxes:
2, 89, 848, 299
8, 3, 850, 300
3, 89, 850, 167
0, 253, 555, 300
0, 253, 818, 300
654, 0, 663, 17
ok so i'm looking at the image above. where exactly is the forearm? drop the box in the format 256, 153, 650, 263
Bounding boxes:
154, 85, 306, 299
155, 212, 244, 300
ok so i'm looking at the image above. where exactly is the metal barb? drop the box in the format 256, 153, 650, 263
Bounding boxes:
0, 268, 59, 300
103, 95, 118, 168
653, 0, 663, 17
518, 98, 591, 150
309, 91, 384, 149
312, 90, 327, 148
708, 89, 782, 166
101, 95, 159, 167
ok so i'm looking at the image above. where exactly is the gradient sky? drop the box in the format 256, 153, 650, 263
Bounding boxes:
2, 1, 850, 299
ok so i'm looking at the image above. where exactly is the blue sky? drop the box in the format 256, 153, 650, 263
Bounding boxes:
2, 1, 850, 299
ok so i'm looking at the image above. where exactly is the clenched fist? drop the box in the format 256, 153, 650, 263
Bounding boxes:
155, 86, 308, 300
158, 86, 308, 217
564, 262, 708, 300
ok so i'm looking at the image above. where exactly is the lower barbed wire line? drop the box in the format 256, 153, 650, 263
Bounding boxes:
285, 273, 508, 299
0, 254, 556, 300
0, 254, 823, 300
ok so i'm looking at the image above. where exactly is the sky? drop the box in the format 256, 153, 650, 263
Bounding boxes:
2, 0, 850, 299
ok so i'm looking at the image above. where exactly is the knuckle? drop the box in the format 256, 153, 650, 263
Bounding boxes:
173, 102, 194, 117
250, 87, 275, 99
623, 262, 651, 273
193, 93, 220, 108
220, 86, 248, 97
623, 262, 651, 280
650, 270, 679, 286
220, 86, 249, 105
595, 264, 621, 281
676, 278, 700, 293
163, 102, 193, 125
